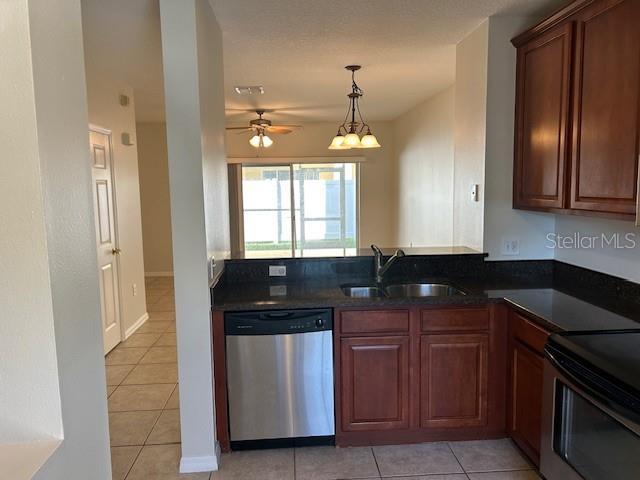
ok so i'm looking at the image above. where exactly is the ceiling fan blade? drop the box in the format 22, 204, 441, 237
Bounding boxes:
225, 126, 253, 130
265, 126, 295, 134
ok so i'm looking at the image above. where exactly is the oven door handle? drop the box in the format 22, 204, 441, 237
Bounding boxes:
546, 346, 640, 427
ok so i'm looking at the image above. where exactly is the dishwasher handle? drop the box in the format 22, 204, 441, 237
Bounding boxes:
225, 308, 333, 335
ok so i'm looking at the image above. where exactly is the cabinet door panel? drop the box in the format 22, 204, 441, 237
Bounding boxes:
514, 23, 573, 209
340, 336, 410, 431
420, 334, 489, 428
510, 340, 544, 466
570, 0, 640, 214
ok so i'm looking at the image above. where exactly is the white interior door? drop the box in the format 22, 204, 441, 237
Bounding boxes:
90, 127, 123, 354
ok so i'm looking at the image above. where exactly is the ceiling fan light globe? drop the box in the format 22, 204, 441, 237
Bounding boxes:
359, 133, 381, 148
249, 134, 262, 148
261, 135, 274, 147
342, 133, 361, 148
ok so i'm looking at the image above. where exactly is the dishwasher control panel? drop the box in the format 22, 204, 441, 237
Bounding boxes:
225, 308, 333, 335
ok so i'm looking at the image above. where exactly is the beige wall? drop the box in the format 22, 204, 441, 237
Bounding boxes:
453, 21, 489, 252
393, 86, 455, 246
137, 122, 174, 275
84, 73, 148, 335
225, 121, 398, 248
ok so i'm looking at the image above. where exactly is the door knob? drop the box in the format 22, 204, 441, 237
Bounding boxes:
112, 248, 122, 255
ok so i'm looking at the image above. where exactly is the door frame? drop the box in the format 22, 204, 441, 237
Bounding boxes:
90, 124, 125, 351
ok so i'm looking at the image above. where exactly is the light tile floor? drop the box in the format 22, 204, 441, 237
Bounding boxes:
107, 277, 540, 480
107, 276, 197, 480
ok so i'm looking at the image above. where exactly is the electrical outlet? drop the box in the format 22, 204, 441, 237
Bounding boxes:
269, 265, 287, 277
132, 283, 137, 296
269, 285, 287, 296
501, 238, 520, 256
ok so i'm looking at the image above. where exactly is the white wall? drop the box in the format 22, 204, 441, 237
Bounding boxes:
483, 16, 556, 260
0, 0, 63, 446
453, 21, 489, 252
159, 0, 227, 472
137, 122, 174, 275
393, 86, 455, 246
554, 216, 640, 283
84, 73, 149, 334
13, 0, 111, 478
225, 122, 398, 247
197, 0, 231, 264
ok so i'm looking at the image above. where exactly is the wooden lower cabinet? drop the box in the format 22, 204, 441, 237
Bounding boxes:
507, 308, 550, 466
509, 340, 544, 465
421, 333, 489, 428
340, 336, 410, 431
335, 306, 506, 446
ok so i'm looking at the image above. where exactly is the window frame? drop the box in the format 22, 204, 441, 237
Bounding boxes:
239, 162, 359, 258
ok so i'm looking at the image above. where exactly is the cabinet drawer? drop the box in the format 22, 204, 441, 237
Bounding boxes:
341, 310, 409, 334
421, 308, 489, 332
510, 310, 549, 354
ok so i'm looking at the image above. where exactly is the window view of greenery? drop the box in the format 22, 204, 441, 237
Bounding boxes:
242, 163, 357, 258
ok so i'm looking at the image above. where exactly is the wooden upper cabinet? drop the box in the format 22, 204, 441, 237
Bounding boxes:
570, 0, 640, 214
340, 335, 410, 431
514, 23, 573, 209
513, 0, 640, 219
420, 333, 489, 428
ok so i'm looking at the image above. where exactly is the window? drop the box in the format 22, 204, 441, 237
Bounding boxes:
241, 163, 358, 257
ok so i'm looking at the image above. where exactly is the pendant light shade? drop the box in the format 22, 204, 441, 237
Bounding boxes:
342, 133, 362, 148
328, 134, 347, 150
359, 132, 381, 149
328, 65, 381, 150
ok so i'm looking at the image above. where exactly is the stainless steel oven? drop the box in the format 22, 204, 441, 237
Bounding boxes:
541, 332, 640, 480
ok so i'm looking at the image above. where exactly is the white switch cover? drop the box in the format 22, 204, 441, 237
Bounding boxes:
471, 184, 480, 202
132, 283, 137, 296
501, 238, 520, 256
269, 265, 287, 277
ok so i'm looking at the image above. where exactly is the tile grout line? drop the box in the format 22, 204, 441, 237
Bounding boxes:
446, 441, 470, 477
370, 446, 383, 479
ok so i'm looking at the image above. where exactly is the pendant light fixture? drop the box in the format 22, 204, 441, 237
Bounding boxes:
328, 65, 381, 150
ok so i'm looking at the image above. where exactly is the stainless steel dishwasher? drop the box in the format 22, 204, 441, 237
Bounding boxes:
225, 309, 334, 447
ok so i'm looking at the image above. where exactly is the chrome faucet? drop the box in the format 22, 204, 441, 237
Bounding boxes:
371, 244, 406, 283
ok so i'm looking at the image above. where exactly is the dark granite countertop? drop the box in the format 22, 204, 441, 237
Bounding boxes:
212, 275, 640, 333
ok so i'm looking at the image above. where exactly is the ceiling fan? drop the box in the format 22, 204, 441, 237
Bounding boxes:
226, 110, 301, 148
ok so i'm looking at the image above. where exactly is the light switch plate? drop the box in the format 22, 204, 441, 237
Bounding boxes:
269, 265, 287, 277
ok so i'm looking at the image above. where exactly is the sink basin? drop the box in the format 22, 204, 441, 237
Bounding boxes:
384, 283, 466, 298
341, 285, 386, 298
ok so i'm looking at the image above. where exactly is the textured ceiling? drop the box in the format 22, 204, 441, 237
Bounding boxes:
81, 0, 565, 123
212, 0, 566, 124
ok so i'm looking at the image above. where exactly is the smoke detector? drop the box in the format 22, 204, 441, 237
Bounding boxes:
234, 85, 265, 95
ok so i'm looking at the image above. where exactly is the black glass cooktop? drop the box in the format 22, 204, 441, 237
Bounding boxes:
548, 330, 640, 410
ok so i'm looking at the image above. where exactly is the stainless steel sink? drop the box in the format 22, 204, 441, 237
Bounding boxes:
384, 283, 466, 298
341, 285, 386, 298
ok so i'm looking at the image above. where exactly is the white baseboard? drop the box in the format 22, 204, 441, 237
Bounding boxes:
124, 312, 149, 339
179, 443, 220, 473
145, 271, 174, 277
